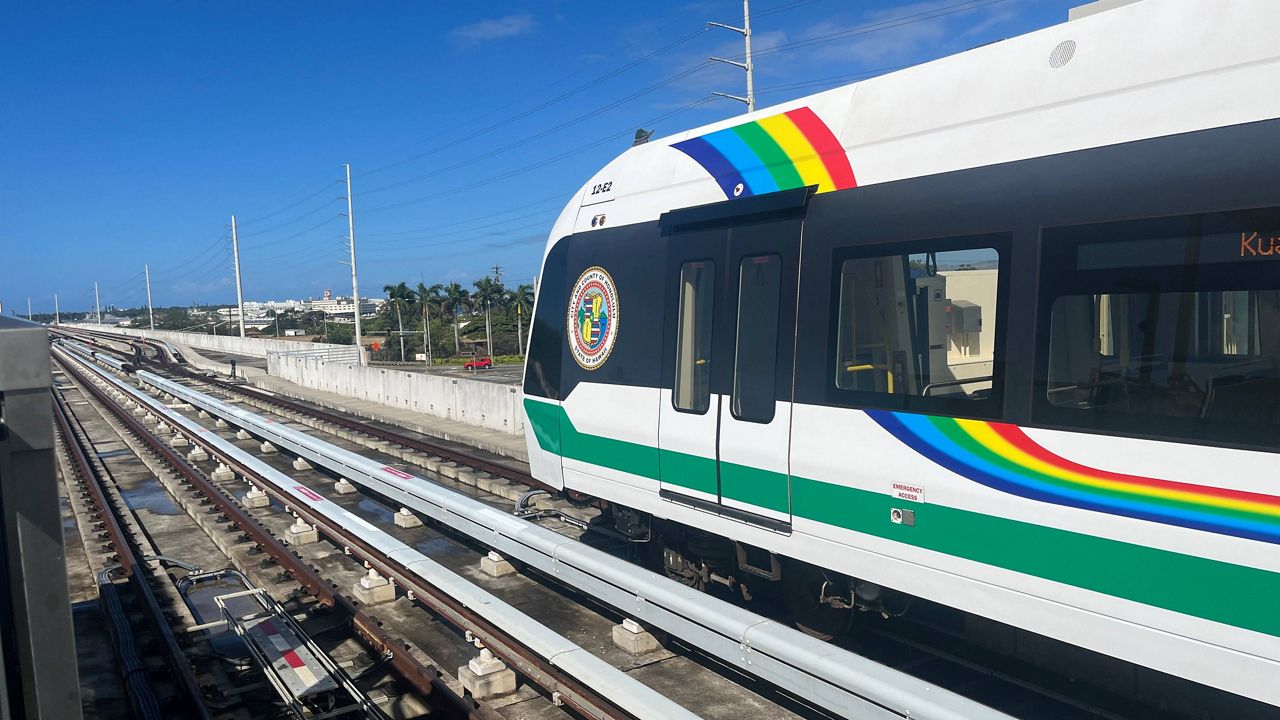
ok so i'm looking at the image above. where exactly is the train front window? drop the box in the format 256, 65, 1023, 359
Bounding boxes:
673, 260, 715, 413
1036, 209, 1280, 449
833, 245, 1001, 403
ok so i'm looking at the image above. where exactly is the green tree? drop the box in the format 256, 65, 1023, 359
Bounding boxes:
154, 306, 193, 331
382, 281, 414, 361
472, 276, 506, 357
414, 282, 443, 365
507, 283, 534, 355
442, 282, 470, 355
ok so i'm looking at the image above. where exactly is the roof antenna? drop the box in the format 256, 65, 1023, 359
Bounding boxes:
632, 128, 653, 146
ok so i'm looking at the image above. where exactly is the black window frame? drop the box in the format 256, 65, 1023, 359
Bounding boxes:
1032, 207, 1280, 453
823, 231, 1011, 420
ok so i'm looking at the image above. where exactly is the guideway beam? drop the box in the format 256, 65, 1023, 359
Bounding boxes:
59, 349, 700, 720
136, 367, 1012, 720
53, 349, 479, 720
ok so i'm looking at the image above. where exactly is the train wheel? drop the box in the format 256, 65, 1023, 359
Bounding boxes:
563, 489, 595, 507
657, 538, 706, 591
785, 563, 852, 641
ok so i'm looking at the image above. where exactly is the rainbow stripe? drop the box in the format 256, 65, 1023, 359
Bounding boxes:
673, 107, 856, 199
870, 411, 1280, 544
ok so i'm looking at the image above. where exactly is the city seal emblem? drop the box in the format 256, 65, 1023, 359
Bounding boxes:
567, 266, 619, 370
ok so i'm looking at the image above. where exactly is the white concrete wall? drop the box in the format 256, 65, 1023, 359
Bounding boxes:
94, 326, 350, 358
268, 354, 524, 434
83, 324, 524, 434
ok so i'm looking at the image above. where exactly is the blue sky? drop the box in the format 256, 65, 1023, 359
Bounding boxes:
2, 0, 1077, 315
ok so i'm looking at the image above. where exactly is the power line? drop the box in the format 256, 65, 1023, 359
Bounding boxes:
358, 0, 831, 180
361, 218, 559, 257
360, 193, 566, 238
358, 1, 984, 201
155, 231, 227, 274
362, 63, 712, 198
145, 0, 820, 261
243, 215, 342, 251
235, 176, 337, 225
730, 0, 1010, 63
361, 96, 714, 215
753, 62, 915, 96
360, 209, 561, 250
363, 27, 711, 178
235, 198, 339, 239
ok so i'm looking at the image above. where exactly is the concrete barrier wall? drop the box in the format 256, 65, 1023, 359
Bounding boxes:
83, 324, 524, 434
95, 326, 350, 358
268, 354, 524, 434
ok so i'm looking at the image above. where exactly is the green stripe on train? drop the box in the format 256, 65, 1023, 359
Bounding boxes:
523, 398, 1280, 637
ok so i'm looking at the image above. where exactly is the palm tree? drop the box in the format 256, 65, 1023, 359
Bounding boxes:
442, 282, 470, 355
508, 283, 534, 356
415, 281, 443, 366
382, 281, 414, 361
472, 276, 505, 358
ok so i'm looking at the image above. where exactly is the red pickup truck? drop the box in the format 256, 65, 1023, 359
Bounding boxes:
464, 355, 493, 370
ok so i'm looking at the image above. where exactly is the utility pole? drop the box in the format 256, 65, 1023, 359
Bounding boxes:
27, 298, 32, 321
516, 302, 524, 357
145, 264, 156, 331
343, 163, 365, 365
54, 294, 60, 326
231, 215, 246, 338
94, 282, 102, 325
708, 0, 755, 112
485, 300, 493, 358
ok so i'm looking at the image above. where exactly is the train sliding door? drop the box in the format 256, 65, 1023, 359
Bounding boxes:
658, 210, 801, 529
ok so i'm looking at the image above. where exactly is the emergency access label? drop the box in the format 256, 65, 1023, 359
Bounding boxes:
891, 482, 925, 503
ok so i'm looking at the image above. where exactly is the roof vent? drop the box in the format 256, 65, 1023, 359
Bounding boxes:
1049, 40, 1077, 68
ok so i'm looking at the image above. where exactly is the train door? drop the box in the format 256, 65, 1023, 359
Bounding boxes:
658, 225, 725, 505
658, 211, 801, 529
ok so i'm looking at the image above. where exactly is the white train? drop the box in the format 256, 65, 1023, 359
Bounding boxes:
520, 0, 1280, 708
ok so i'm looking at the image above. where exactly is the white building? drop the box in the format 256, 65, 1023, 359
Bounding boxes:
303, 296, 383, 321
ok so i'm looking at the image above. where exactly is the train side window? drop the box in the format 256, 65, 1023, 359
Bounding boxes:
732, 255, 781, 423
673, 260, 715, 413
831, 241, 1003, 413
1036, 209, 1280, 450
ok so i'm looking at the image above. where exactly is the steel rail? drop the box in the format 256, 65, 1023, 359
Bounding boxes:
55, 328, 540, 488
59, 347, 701, 720
52, 384, 214, 720
182, 367, 541, 487
137, 367, 1015, 720
53, 348, 487, 720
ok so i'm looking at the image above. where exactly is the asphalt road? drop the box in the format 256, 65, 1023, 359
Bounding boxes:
371, 362, 524, 385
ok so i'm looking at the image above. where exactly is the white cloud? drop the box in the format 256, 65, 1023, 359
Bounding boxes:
452, 14, 537, 43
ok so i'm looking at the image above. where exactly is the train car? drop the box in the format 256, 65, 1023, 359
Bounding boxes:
520, 0, 1280, 708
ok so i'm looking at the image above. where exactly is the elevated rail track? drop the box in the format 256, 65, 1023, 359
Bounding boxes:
53, 326, 1275, 720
